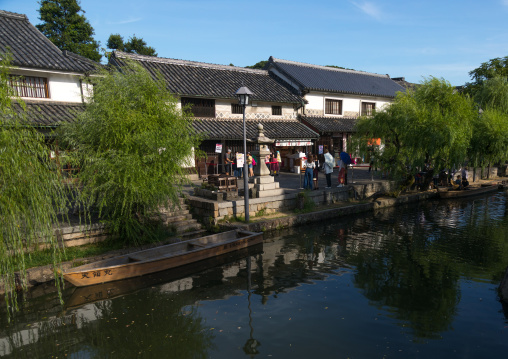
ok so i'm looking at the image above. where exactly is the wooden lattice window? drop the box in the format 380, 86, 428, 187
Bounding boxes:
361, 102, 376, 116
272, 105, 282, 116
325, 99, 342, 115
181, 97, 215, 118
231, 103, 243, 114
9, 75, 49, 98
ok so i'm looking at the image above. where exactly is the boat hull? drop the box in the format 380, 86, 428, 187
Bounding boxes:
437, 184, 498, 199
63, 230, 263, 287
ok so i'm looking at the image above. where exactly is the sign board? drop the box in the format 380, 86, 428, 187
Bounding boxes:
275, 140, 312, 147
318, 145, 324, 154
215, 143, 223, 153
236, 153, 244, 167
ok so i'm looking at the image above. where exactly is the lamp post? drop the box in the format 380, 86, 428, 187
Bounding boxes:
236, 86, 253, 222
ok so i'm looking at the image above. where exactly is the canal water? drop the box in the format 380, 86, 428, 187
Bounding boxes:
1, 193, 508, 358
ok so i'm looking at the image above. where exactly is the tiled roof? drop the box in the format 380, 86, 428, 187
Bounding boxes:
193, 118, 319, 140
110, 51, 303, 104
11, 100, 84, 127
0, 10, 98, 73
269, 57, 405, 98
300, 115, 357, 133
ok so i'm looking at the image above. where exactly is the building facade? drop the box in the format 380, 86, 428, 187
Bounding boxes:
110, 51, 319, 175
267, 57, 405, 162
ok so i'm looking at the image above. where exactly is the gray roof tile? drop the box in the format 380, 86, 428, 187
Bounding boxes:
0, 10, 98, 73
269, 57, 405, 98
300, 115, 357, 133
12, 100, 84, 127
111, 51, 302, 104
193, 118, 319, 140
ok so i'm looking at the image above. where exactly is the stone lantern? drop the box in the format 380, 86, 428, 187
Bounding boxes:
251, 123, 273, 177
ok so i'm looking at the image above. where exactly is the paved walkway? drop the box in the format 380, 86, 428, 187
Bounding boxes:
185, 166, 391, 195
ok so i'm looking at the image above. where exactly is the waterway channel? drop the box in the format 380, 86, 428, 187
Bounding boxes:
1, 192, 508, 358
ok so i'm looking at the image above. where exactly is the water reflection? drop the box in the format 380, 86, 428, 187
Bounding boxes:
1, 193, 508, 358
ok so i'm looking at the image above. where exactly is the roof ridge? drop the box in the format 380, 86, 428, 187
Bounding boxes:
270, 56, 389, 79
0, 10, 28, 20
114, 51, 268, 75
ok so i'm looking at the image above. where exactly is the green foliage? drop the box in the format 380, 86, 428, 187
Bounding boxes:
36, 0, 101, 62
469, 108, 508, 168
245, 60, 268, 70
353, 77, 476, 179
0, 53, 68, 313
59, 61, 201, 244
107, 33, 157, 57
464, 56, 508, 95
473, 76, 508, 113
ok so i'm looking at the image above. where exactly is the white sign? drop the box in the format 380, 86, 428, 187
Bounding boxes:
275, 140, 313, 147
236, 153, 244, 167
215, 143, 223, 153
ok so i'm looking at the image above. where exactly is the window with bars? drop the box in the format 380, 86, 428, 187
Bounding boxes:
361, 102, 376, 116
231, 103, 243, 114
181, 97, 215, 117
9, 75, 49, 98
272, 105, 282, 116
325, 99, 342, 115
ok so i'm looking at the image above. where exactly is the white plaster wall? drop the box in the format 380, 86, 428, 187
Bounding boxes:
305, 91, 393, 117
10, 68, 84, 103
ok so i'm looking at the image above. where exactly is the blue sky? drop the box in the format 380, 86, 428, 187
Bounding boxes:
3, 0, 508, 86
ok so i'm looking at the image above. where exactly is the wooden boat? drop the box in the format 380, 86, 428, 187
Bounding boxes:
63, 230, 263, 287
64, 243, 263, 309
437, 183, 498, 199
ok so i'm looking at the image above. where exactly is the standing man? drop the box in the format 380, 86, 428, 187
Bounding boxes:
223, 149, 233, 175
323, 148, 334, 188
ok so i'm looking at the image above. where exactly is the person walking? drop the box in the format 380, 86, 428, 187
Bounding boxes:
303, 154, 315, 190
323, 148, 334, 188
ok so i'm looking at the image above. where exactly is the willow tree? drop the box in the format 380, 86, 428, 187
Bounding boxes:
468, 76, 508, 178
59, 61, 201, 244
353, 77, 476, 187
0, 54, 68, 313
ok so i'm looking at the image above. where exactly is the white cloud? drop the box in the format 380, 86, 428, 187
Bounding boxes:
350, 1, 384, 20
106, 17, 143, 25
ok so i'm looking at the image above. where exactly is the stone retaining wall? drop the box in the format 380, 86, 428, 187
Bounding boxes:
188, 180, 398, 225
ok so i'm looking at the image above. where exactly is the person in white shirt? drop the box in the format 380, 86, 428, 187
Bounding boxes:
303, 154, 315, 190
323, 148, 335, 188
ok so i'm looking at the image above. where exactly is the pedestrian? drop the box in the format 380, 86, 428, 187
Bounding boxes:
313, 157, 319, 190
303, 154, 315, 190
275, 151, 281, 176
323, 148, 334, 188
337, 157, 345, 187
247, 152, 254, 177
223, 149, 233, 175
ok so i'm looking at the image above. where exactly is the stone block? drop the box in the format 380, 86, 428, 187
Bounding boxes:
257, 189, 286, 198
254, 176, 275, 184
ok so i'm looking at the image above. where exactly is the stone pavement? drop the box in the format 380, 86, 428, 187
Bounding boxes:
185, 165, 391, 195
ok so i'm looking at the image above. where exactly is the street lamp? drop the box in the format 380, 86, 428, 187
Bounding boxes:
236, 86, 253, 222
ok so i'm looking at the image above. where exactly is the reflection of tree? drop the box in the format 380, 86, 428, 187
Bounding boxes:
350, 194, 508, 339
76, 287, 215, 358
0, 285, 214, 358
350, 234, 460, 339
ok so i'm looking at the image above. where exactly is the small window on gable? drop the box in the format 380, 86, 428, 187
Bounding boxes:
272, 105, 282, 116
361, 102, 376, 116
325, 99, 342, 115
9, 75, 49, 98
231, 103, 243, 114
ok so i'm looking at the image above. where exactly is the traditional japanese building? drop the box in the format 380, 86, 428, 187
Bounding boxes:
0, 10, 98, 135
110, 51, 319, 175
267, 57, 405, 161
